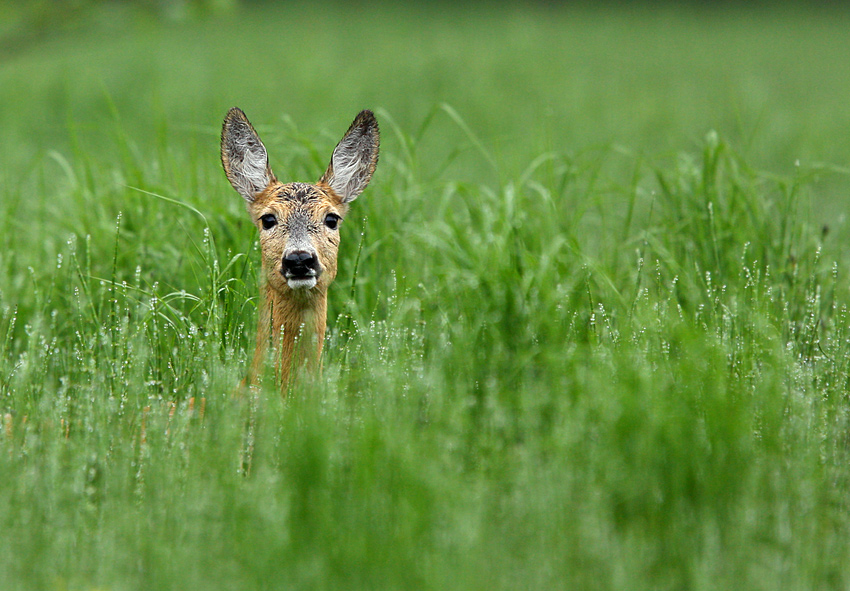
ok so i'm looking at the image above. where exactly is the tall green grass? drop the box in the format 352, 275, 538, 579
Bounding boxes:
2, 3, 850, 589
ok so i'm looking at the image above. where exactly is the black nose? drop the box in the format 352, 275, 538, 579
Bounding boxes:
283, 250, 319, 277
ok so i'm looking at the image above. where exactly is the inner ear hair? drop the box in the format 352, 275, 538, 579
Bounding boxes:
320, 110, 379, 203
221, 108, 275, 203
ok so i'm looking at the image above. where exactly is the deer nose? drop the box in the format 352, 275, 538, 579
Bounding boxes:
283, 250, 320, 277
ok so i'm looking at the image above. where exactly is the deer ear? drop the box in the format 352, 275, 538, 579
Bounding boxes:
221, 108, 276, 203
319, 110, 380, 203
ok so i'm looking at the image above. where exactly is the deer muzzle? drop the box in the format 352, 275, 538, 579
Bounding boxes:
282, 250, 322, 289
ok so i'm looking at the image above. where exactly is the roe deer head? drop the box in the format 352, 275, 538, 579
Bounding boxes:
221, 108, 379, 388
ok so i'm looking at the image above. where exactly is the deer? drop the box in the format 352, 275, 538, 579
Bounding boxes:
220, 108, 379, 388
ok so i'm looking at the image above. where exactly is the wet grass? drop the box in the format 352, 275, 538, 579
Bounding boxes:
2, 2, 850, 589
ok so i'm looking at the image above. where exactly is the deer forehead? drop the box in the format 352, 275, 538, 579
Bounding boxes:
253, 182, 345, 218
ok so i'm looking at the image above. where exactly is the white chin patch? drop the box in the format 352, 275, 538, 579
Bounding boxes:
287, 277, 317, 290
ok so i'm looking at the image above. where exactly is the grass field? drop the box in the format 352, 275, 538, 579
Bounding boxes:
2, 2, 850, 589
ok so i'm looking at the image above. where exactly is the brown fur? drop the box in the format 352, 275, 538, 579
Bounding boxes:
221, 108, 379, 389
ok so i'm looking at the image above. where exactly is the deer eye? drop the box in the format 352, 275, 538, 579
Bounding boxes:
259, 214, 277, 230
324, 213, 341, 230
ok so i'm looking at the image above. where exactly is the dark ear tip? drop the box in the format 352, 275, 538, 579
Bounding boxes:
354, 110, 378, 131
224, 107, 248, 126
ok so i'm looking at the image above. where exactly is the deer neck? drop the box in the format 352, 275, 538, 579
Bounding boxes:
251, 282, 328, 386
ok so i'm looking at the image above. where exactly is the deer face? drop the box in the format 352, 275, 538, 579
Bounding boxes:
249, 182, 346, 294
221, 108, 379, 299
